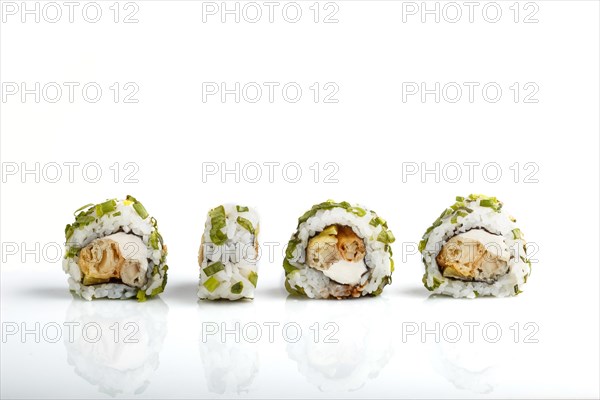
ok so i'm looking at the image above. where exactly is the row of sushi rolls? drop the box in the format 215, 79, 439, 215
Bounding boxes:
63, 194, 531, 301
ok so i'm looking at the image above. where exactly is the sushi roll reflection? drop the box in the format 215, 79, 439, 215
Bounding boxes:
419, 194, 531, 298
63, 196, 168, 301
283, 200, 395, 299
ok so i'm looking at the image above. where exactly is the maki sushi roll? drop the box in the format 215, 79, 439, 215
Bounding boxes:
419, 194, 531, 298
283, 200, 395, 299
63, 196, 168, 301
198, 205, 259, 300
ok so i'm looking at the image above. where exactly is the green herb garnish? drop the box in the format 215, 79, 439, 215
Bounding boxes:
203, 261, 225, 277
231, 282, 243, 294
203, 276, 221, 292
237, 217, 255, 234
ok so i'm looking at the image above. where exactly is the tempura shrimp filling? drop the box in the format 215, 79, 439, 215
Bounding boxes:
306, 225, 367, 285
436, 229, 510, 284
78, 232, 148, 287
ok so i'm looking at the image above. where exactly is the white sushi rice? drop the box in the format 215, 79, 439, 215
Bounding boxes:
421, 195, 530, 298
62, 198, 168, 301
285, 202, 394, 299
198, 205, 259, 300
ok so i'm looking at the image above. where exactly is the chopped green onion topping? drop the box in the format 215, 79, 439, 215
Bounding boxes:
285, 237, 300, 259
421, 274, 442, 291
283, 259, 298, 275
76, 215, 95, 226
514, 284, 523, 295
369, 216, 386, 227
203, 261, 225, 277
371, 276, 391, 296
236, 205, 249, 212
474, 195, 502, 211
455, 196, 464, 201
377, 229, 395, 244
149, 231, 160, 250
203, 276, 221, 293
284, 279, 306, 296
512, 228, 523, 240
136, 290, 147, 302
113, 211, 122, 217
418, 239, 427, 253
151, 270, 168, 296
133, 202, 149, 219
349, 207, 366, 217
231, 282, 244, 294
237, 217, 255, 234
297, 200, 352, 225
65, 246, 80, 258
73, 203, 94, 216
248, 271, 258, 287
95, 199, 116, 217
208, 205, 228, 245
479, 199, 495, 208
437, 208, 452, 219
65, 224, 74, 240
284, 280, 298, 295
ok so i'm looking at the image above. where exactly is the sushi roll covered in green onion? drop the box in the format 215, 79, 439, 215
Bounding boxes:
198, 205, 259, 300
283, 200, 395, 299
63, 196, 168, 301
420, 194, 531, 298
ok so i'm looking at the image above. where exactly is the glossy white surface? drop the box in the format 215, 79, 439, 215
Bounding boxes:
1, 263, 599, 398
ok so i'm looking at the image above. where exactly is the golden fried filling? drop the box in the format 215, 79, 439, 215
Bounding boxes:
436, 229, 510, 283
306, 225, 367, 285
78, 232, 148, 287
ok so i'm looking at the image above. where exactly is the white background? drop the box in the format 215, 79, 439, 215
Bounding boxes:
1, 1, 599, 398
